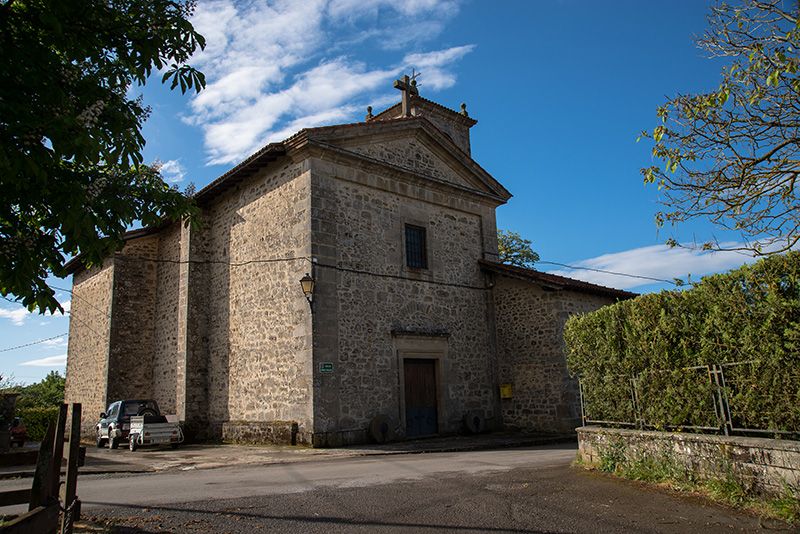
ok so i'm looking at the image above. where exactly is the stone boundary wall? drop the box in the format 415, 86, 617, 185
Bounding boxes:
222, 421, 311, 446
578, 426, 800, 497
310, 428, 370, 448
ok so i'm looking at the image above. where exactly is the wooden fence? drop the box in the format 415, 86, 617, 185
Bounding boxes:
0, 403, 84, 534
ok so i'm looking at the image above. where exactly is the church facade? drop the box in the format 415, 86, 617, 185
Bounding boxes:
64, 88, 633, 445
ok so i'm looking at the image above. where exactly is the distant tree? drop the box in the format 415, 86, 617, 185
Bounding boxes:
497, 230, 540, 268
641, 0, 800, 255
15, 371, 65, 410
0, 374, 18, 391
0, 0, 206, 314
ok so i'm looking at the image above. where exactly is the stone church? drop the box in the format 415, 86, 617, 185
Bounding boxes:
64, 79, 633, 446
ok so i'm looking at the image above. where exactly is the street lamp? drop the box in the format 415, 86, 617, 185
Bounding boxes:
300, 273, 315, 308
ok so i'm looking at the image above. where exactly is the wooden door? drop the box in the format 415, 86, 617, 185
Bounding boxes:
404, 359, 438, 437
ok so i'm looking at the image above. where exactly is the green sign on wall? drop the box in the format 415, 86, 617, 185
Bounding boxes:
319, 362, 334, 373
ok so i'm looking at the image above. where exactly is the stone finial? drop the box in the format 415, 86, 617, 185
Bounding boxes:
366, 106, 373, 121
460, 103, 469, 117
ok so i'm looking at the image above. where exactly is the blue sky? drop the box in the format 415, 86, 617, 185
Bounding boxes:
2, 0, 767, 383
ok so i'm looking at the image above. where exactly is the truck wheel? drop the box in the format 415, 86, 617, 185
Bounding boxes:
129, 434, 138, 451
109, 429, 119, 449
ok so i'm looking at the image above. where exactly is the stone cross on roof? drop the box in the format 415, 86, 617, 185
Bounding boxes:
393, 72, 419, 117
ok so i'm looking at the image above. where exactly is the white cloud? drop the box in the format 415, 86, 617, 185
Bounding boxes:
0, 298, 70, 326
158, 160, 186, 183
328, 0, 458, 19
20, 354, 67, 368
185, 1, 472, 165
546, 243, 764, 290
41, 336, 68, 348
402, 45, 475, 90
0, 308, 28, 326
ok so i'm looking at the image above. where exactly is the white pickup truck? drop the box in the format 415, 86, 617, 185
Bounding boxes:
128, 414, 184, 451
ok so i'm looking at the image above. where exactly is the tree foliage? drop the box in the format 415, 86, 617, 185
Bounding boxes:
641, 1, 800, 255
497, 229, 540, 268
565, 252, 800, 433
12, 370, 65, 410
1, 371, 65, 441
0, 0, 206, 313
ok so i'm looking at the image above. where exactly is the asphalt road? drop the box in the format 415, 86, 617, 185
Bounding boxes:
70, 444, 770, 533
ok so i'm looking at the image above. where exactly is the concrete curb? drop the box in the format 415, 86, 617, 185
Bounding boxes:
0, 433, 576, 479
0, 468, 156, 480
345, 434, 576, 456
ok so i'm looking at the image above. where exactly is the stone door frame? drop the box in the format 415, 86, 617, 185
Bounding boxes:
393, 333, 448, 438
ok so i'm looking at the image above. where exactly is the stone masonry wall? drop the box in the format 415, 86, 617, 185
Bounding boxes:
347, 136, 476, 192
65, 260, 115, 436
309, 150, 501, 445
373, 101, 472, 155
183, 222, 211, 434
105, 237, 159, 404
152, 224, 181, 415
202, 159, 314, 438
578, 426, 800, 498
411, 103, 471, 156
493, 277, 616, 433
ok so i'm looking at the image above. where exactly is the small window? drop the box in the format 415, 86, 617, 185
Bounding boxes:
405, 224, 428, 269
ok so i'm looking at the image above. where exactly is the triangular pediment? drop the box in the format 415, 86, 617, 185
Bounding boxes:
304, 119, 510, 202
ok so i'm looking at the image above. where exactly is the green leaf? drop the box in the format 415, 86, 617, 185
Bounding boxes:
0, 0, 205, 313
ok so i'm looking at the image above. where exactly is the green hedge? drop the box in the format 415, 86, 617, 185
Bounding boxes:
565, 252, 800, 433
16, 406, 60, 442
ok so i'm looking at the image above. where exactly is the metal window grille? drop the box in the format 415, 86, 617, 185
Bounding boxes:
405, 224, 427, 269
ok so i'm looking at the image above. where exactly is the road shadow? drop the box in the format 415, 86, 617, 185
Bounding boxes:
82, 501, 558, 533
341, 432, 576, 454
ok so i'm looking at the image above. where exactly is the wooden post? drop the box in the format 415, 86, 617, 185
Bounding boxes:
49, 404, 67, 499
61, 403, 82, 532
29, 421, 55, 510
1, 504, 60, 533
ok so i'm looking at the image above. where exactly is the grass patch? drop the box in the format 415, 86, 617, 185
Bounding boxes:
619, 453, 697, 486
763, 487, 800, 524
598, 439, 626, 473
581, 444, 799, 526
704, 471, 749, 507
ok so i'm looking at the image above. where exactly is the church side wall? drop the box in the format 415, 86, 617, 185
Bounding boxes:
65, 260, 115, 436
152, 224, 182, 415
492, 276, 617, 433
201, 160, 314, 441
310, 155, 500, 445
183, 222, 211, 434
105, 236, 159, 404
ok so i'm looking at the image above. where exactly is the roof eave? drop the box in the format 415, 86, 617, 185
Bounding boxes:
63, 225, 167, 275
194, 143, 288, 204
478, 259, 638, 300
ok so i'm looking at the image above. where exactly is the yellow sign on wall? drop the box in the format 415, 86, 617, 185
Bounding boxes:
499, 383, 513, 399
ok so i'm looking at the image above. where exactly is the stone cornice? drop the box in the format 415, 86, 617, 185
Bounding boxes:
369, 97, 478, 128
299, 118, 510, 201
297, 140, 508, 209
